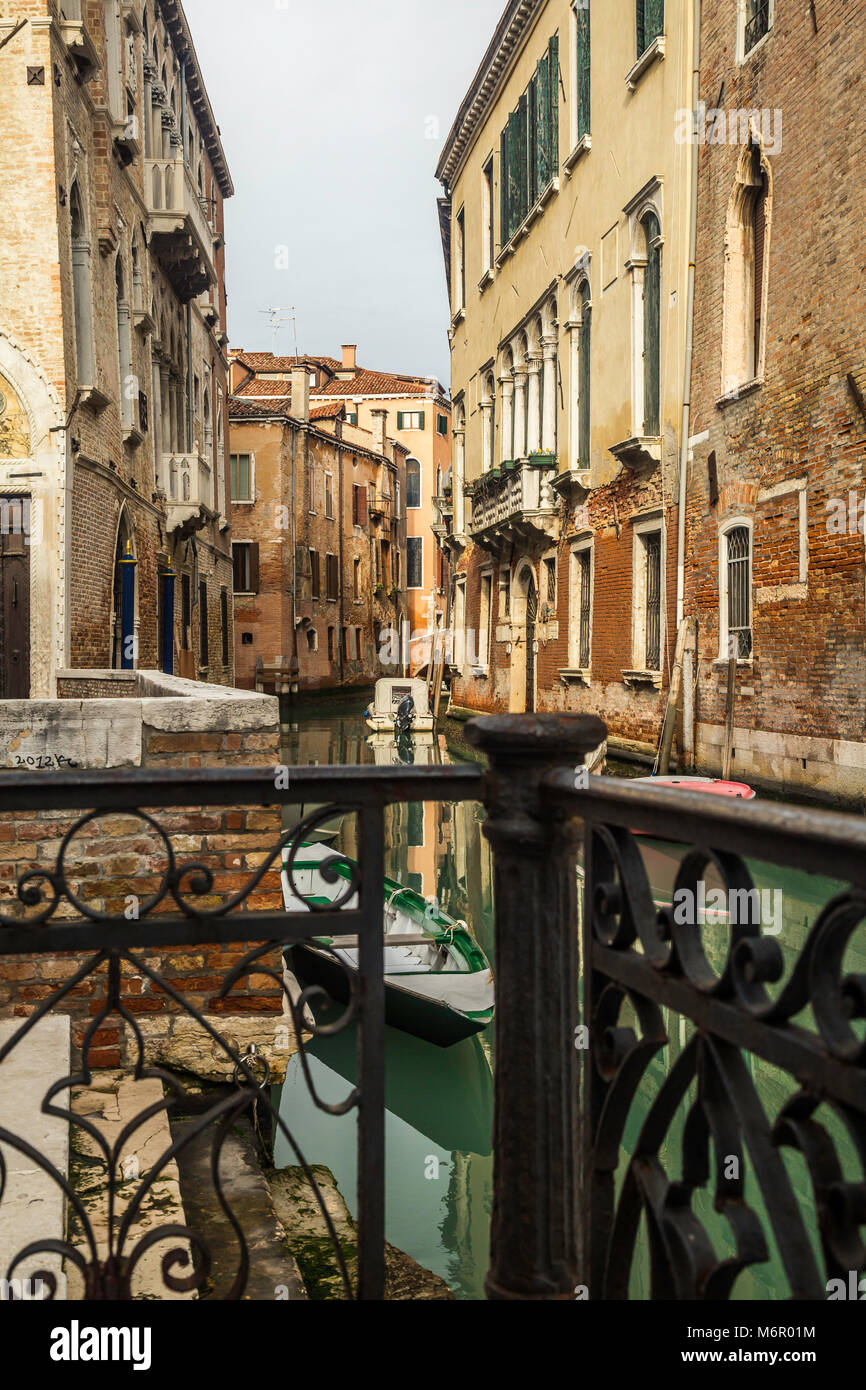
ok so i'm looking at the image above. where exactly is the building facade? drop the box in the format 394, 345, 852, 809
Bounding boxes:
228, 368, 409, 693
0, 0, 234, 698
230, 347, 450, 671
436, 0, 694, 750
683, 0, 866, 803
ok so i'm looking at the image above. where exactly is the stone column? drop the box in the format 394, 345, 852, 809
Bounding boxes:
526, 353, 543, 456
499, 372, 514, 465
481, 394, 493, 474
541, 335, 558, 456
512, 366, 527, 462
467, 712, 608, 1300
152, 357, 164, 488
454, 427, 466, 535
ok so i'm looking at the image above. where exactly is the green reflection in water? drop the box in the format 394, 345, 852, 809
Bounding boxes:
275, 696, 863, 1301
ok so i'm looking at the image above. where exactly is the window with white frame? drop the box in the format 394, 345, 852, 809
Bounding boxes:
479, 571, 493, 669
568, 540, 593, 669
632, 518, 664, 671
721, 522, 753, 658
454, 578, 467, 668
741, 0, 771, 57
399, 411, 424, 431
406, 458, 421, 509
230, 453, 254, 502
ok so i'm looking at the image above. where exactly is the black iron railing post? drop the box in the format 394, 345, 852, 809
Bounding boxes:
467, 713, 607, 1301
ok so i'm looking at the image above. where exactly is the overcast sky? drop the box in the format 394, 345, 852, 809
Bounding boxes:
183, 0, 505, 388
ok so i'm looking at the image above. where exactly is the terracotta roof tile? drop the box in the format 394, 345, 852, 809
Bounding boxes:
314, 369, 439, 398
234, 378, 293, 399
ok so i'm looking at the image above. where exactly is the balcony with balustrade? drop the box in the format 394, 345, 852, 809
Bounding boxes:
467, 457, 559, 551
163, 452, 214, 537
145, 156, 216, 302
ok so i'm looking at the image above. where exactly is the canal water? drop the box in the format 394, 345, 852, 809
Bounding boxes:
272, 693, 862, 1300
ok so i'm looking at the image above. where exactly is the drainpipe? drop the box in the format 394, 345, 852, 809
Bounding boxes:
676, 0, 702, 629
290, 425, 298, 683
338, 438, 345, 686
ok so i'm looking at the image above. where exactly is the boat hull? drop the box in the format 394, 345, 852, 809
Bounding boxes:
287, 942, 492, 1048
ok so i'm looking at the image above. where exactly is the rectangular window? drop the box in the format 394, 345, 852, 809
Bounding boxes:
408, 802, 425, 848
480, 572, 493, 668
406, 459, 421, 510
310, 548, 320, 600
482, 155, 495, 272
744, 0, 770, 54
306, 626, 318, 653
220, 589, 229, 666
643, 531, 662, 670
636, 0, 664, 59
347, 412, 358, 425
326, 552, 339, 601
230, 453, 252, 502
352, 483, 369, 529
327, 626, 335, 661
726, 526, 753, 658
181, 573, 191, 645
325, 472, 334, 518
455, 207, 466, 312
543, 556, 557, 608
397, 411, 424, 431
232, 541, 259, 594
437, 413, 449, 436
407, 536, 423, 590
500, 34, 559, 245
353, 555, 361, 601
574, 1, 591, 142
499, 567, 511, 618
199, 581, 208, 666
354, 627, 362, 661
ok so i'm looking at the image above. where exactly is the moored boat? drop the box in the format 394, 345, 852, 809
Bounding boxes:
363, 677, 434, 736
281, 841, 494, 1048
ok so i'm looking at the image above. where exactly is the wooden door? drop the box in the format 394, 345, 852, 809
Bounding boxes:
525, 573, 537, 714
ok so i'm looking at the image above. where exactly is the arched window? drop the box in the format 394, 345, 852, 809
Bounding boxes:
112, 514, 137, 670
70, 182, 95, 389
642, 211, 661, 435
406, 458, 421, 509
486, 373, 496, 469
723, 143, 770, 392
577, 280, 591, 468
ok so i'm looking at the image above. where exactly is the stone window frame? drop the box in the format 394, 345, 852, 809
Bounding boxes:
230, 451, 255, 505
565, 533, 594, 677
474, 566, 495, 675
717, 514, 754, 665
629, 510, 665, 679
624, 178, 664, 440
737, 0, 774, 65
719, 138, 773, 405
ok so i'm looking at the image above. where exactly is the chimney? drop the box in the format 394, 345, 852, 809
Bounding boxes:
371, 408, 388, 457
290, 366, 309, 423
341, 344, 357, 372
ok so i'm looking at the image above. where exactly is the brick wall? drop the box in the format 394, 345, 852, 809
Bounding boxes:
0, 677, 286, 1063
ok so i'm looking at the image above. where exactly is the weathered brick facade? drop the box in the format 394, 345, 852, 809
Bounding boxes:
684, 0, 866, 802
229, 383, 409, 693
0, 1, 235, 696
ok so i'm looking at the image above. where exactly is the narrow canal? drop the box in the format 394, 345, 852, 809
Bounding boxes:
272, 692, 861, 1300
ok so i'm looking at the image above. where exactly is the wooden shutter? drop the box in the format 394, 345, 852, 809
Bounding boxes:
636, 0, 646, 54
418, 411, 425, 431
310, 549, 320, 599
358, 483, 368, 530
534, 56, 548, 195
577, 7, 591, 141
248, 541, 260, 594
397, 411, 404, 429
327, 553, 338, 601
578, 286, 591, 467
548, 35, 559, 172
753, 178, 766, 360
507, 108, 522, 238
500, 128, 509, 243
352, 484, 359, 526
515, 93, 528, 226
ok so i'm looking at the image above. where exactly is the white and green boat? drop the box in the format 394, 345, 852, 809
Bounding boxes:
281, 842, 495, 1048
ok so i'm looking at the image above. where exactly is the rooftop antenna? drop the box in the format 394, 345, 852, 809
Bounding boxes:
258, 306, 299, 356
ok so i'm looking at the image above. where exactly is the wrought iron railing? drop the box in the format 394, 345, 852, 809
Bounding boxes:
3, 717, 866, 1301
0, 763, 481, 1301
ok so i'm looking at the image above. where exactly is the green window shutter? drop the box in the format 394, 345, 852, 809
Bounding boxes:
636, 0, 645, 55
643, 213, 661, 435
515, 92, 528, 226
397, 411, 403, 430
577, 6, 591, 141
637, 0, 663, 56
500, 127, 509, 243
528, 72, 539, 207
548, 35, 559, 174
507, 108, 521, 237
229, 454, 237, 500
535, 55, 549, 194
418, 411, 425, 430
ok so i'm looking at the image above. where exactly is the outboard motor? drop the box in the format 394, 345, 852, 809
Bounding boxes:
394, 693, 415, 738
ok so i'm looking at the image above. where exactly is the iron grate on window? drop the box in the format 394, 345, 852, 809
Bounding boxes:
644, 532, 661, 670
744, 0, 770, 54
727, 526, 753, 658
578, 552, 591, 669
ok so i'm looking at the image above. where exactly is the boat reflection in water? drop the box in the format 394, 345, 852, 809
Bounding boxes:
277, 706, 495, 1298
